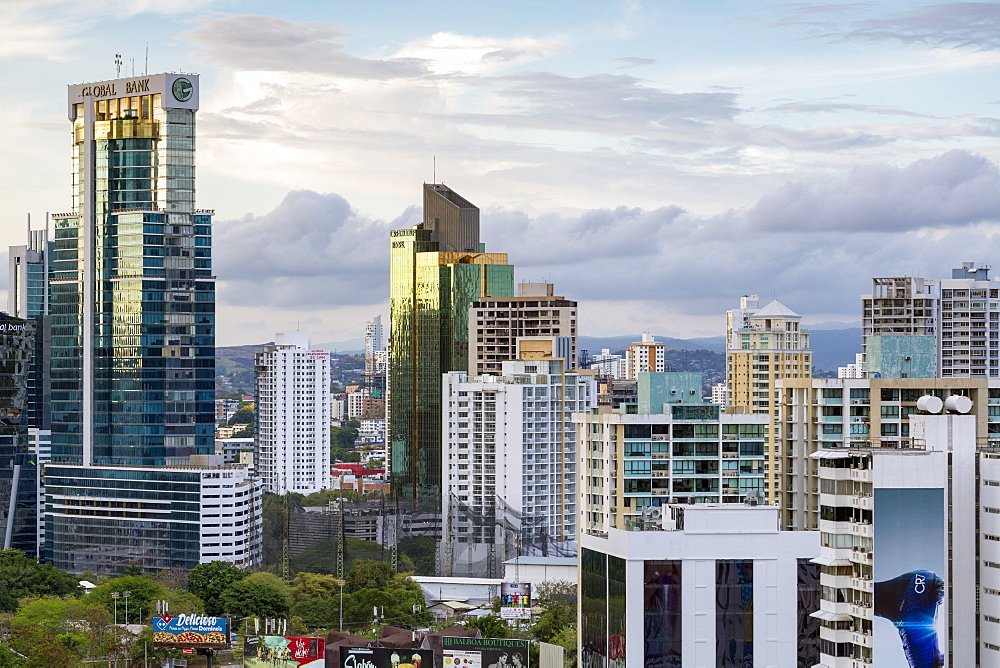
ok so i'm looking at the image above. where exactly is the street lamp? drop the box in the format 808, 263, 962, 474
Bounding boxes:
111, 592, 119, 625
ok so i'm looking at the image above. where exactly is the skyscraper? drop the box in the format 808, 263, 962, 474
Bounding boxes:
43, 73, 258, 574
50, 73, 214, 466
388, 184, 513, 505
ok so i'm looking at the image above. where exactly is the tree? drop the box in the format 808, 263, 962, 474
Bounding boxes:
228, 406, 254, 427
291, 573, 342, 601
86, 575, 166, 624
465, 614, 510, 639
218, 579, 289, 618
187, 561, 248, 616
330, 425, 359, 452
530, 580, 577, 644
398, 536, 436, 576
0, 550, 80, 612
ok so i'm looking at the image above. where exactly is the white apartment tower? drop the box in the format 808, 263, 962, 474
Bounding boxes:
441, 358, 594, 576
255, 332, 331, 494
364, 315, 387, 377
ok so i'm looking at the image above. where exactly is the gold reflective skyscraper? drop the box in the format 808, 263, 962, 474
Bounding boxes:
389, 184, 514, 505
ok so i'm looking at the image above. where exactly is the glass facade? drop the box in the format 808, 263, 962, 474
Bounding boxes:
388, 185, 513, 505
580, 548, 627, 667
644, 560, 682, 667
797, 558, 822, 667
44, 465, 202, 573
716, 559, 753, 667
0, 315, 38, 556
51, 81, 214, 467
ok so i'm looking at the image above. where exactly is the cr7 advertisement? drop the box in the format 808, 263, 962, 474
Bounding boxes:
442, 637, 530, 668
873, 488, 946, 668
499, 582, 531, 620
338, 646, 433, 668
244, 635, 325, 667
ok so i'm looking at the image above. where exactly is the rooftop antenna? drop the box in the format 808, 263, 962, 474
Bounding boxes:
145, 43, 149, 75
131, 57, 135, 77
433, 156, 436, 184
115, 53, 123, 78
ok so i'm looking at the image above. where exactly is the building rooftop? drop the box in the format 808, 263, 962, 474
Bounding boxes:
752, 299, 800, 319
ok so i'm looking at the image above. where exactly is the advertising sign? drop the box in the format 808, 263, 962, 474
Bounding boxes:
499, 582, 532, 620
244, 635, 325, 667
873, 488, 946, 668
152, 615, 229, 648
338, 646, 433, 668
442, 637, 530, 668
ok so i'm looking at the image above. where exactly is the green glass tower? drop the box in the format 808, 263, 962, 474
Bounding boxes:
389, 184, 514, 505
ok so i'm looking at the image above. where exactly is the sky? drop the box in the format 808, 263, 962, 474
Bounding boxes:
4, 0, 1000, 346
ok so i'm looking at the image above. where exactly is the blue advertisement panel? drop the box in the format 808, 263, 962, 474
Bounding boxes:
873, 489, 946, 668
152, 615, 229, 648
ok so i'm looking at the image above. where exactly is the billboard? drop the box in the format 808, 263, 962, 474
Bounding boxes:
873, 488, 946, 668
152, 615, 229, 648
244, 635, 325, 667
499, 582, 532, 620
442, 637, 530, 668
338, 647, 434, 668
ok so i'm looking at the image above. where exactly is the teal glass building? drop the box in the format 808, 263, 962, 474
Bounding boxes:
50, 73, 215, 467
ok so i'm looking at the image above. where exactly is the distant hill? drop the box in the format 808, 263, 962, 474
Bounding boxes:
579, 327, 862, 374
217, 327, 864, 394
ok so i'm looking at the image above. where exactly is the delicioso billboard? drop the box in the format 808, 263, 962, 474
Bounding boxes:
152, 615, 229, 648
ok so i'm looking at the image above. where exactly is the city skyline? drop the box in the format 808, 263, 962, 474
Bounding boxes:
4, 1, 1000, 345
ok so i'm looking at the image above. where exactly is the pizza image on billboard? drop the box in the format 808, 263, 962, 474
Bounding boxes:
152, 615, 229, 648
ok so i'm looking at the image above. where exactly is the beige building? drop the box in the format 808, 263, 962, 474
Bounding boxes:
468, 282, 576, 376
775, 376, 999, 530
623, 332, 666, 379
726, 296, 812, 499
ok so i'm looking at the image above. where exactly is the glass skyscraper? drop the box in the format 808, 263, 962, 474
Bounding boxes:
42, 74, 228, 574
50, 73, 215, 467
0, 314, 38, 556
388, 184, 514, 506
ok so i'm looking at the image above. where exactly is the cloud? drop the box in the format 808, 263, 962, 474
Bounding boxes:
185, 15, 428, 78
744, 149, 1000, 231
214, 190, 392, 308
782, 2, 1000, 50
214, 151, 1000, 338
615, 57, 657, 68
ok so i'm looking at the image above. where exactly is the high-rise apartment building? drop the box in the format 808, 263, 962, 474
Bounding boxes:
589, 348, 623, 379
810, 410, 996, 667
42, 73, 256, 574
364, 315, 387, 381
441, 358, 594, 576
623, 332, 666, 379
726, 295, 811, 500
775, 376, 998, 531
861, 262, 1000, 377
468, 282, 576, 376
255, 332, 331, 494
574, 373, 768, 535
388, 184, 513, 505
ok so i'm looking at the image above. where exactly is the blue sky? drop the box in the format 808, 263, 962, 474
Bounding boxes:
4, 1, 1000, 345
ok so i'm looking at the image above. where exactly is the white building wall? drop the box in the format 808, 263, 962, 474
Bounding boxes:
199, 467, 262, 568
255, 333, 331, 494
443, 361, 595, 559
581, 509, 819, 668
